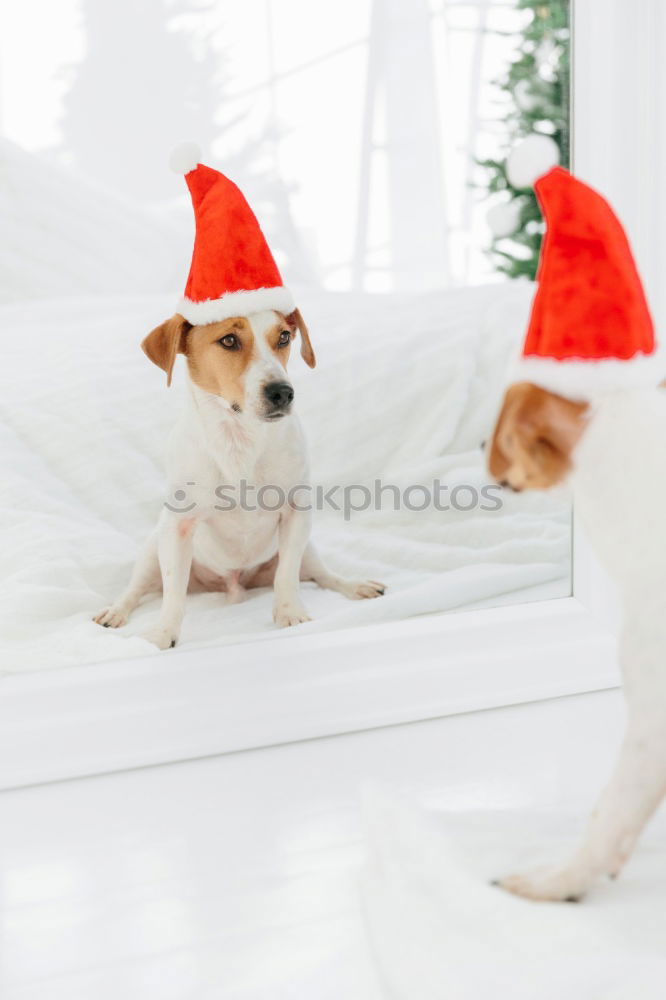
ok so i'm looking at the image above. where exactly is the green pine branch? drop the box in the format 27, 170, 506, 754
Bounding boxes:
479, 0, 570, 280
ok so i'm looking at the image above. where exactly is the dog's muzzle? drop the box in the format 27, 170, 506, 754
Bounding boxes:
262, 380, 294, 419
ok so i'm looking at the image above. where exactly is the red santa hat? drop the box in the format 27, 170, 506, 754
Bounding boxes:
170, 142, 294, 325
504, 135, 662, 401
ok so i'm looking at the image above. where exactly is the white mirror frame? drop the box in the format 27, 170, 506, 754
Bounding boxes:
1, 0, 652, 790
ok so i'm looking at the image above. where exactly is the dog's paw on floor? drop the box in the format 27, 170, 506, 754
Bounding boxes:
494, 865, 591, 903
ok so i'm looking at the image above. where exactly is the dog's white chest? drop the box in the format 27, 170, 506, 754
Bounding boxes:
170, 398, 308, 574
193, 506, 280, 572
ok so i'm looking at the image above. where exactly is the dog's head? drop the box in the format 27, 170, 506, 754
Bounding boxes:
141, 308, 315, 421
487, 382, 589, 491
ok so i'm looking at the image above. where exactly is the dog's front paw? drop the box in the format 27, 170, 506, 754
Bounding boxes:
341, 579, 386, 600
493, 864, 593, 903
273, 600, 311, 628
140, 625, 179, 650
94, 605, 129, 629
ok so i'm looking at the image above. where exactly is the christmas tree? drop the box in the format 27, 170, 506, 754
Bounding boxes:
480, 0, 570, 280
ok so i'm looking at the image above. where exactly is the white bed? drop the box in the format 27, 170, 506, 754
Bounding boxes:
0, 281, 570, 674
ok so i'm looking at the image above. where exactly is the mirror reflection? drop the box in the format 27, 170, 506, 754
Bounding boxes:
0, 0, 571, 670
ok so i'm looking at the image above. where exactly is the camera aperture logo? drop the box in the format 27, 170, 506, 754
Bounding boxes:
164, 479, 503, 520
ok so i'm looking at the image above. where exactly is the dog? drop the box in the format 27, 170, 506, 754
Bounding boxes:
487, 380, 666, 901
94, 308, 385, 649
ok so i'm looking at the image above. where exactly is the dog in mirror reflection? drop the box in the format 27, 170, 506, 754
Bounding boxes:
94, 308, 385, 649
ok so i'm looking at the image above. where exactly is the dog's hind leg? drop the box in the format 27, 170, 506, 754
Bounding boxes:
300, 542, 386, 601
495, 622, 666, 902
94, 533, 161, 629
496, 711, 666, 902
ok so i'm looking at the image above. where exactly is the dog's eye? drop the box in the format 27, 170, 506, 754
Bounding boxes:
218, 334, 240, 350
277, 330, 291, 348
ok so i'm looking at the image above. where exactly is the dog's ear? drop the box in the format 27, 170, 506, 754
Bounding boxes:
141, 314, 192, 387
516, 386, 588, 459
489, 383, 587, 489
286, 308, 316, 369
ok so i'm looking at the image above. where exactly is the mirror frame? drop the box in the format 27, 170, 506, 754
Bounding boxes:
3, 0, 654, 790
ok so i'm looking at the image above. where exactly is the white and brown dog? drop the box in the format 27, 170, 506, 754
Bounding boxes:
488, 381, 666, 902
482, 137, 666, 901
94, 308, 385, 649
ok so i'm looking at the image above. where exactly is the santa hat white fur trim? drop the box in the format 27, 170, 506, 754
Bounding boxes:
170, 142, 202, 176
178, 286, 295, 325
510, 352, 666, 402
507, 134, 560, 189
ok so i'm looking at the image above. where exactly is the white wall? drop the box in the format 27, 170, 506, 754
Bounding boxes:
574, 0, 665, 334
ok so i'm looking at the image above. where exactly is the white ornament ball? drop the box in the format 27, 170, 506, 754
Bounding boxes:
487, 199, 522, 238
506, 134, 559, 189
169, 141, 202, 175
513, 79, 540, 112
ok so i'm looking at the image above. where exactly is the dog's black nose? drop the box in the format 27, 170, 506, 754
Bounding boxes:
263, 381, 294, 409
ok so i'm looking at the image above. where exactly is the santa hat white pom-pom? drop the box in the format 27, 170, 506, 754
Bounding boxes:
169, 142, 202, 175
507, 134, 560, 189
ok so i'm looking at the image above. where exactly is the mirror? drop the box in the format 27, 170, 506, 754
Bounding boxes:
0, 0, 571, 670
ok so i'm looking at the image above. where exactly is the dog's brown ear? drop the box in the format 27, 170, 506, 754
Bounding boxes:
141, 314, 191, 387
286, 308, 316, 368
516, 386, 588, 458
490, 382, 588, 489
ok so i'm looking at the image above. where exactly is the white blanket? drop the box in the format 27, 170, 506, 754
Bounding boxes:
361, 791, 666, 1000
0, 283, 570, 673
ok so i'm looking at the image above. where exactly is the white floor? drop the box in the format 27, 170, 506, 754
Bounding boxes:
0, 689, 650, 999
